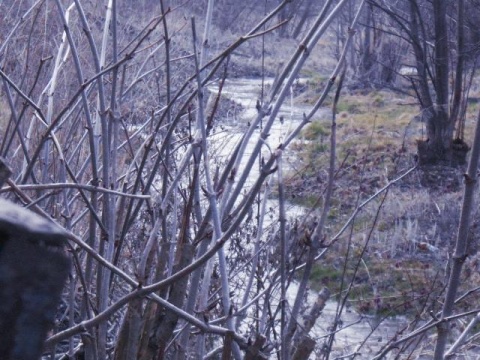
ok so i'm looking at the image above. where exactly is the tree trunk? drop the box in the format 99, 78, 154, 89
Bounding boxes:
415, 0, 469, 166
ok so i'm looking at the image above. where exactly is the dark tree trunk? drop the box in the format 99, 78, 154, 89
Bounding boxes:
359, 4, 374, 81
431, 0, 450, 148
414, 0, 469, 165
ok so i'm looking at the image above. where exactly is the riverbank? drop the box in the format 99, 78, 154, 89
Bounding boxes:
208, 70, 480, 357
283, 87, 480, 322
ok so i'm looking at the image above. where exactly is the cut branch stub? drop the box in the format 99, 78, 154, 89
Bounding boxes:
0, 199, 70, 360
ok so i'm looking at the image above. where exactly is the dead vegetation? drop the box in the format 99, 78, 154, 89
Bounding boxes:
284, 85, 480, 319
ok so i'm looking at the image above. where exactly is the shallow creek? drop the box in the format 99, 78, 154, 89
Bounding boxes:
208, 78, 410, 358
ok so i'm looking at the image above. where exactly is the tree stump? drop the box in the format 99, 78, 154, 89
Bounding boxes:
0, 199, 70, 360
417, 138, 470, 166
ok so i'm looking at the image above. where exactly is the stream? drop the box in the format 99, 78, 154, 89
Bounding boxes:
208, 78, 410, 358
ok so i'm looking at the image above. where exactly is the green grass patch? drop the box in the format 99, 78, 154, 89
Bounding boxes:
302, 121, 329, 140
287, 88, 418, 207
309, 256, 444, 317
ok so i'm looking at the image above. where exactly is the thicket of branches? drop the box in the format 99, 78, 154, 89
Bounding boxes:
2, 0, 480, 359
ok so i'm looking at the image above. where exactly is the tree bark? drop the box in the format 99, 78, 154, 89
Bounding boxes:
431, 0, 450, 148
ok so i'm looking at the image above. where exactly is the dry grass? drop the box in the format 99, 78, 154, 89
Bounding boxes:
287, 87, 480, 316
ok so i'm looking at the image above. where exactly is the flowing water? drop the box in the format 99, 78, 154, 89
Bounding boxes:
208, 77, 312, 188
209, 77, 411, 358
